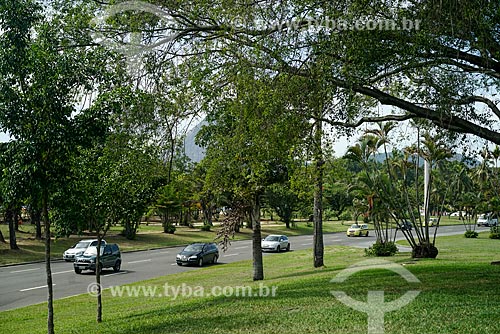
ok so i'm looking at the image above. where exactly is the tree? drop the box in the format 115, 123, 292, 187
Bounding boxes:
198, 69, 308, 280
0, 1, 120, 331
323, 158, 355, 221
346, 128, 454, 258
53, 134, 161, 322
265, 182, 300, 228
134, 1, 499, 146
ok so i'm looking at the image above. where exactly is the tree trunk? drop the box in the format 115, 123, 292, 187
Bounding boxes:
251, 194, 264, 281
32, 208, 42, 240
7, 208, 19, 250
42, 190, 54, 334
313, 119, 324, 268
14, 210, 19, 231
0, 228, 5, 243
246, 210, 253, 229
96, 235, 103, 323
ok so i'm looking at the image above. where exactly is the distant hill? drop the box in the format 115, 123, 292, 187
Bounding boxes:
183, 120, 207, 163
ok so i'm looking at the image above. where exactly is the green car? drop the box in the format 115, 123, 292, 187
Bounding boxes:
74, 243, 121, 274
346, 223, 369, 237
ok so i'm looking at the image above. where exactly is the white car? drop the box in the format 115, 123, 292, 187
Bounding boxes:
63, 239, 106, 262
477, 214, 498, 227
261, 235, 290, 252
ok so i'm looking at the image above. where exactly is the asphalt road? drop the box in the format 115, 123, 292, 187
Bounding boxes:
0, 224, 487, 312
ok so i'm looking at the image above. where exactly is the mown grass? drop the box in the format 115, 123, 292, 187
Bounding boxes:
1, 233, 499, 333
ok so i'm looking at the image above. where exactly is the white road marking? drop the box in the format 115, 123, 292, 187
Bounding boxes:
20, 284, 55, 292
234, 246, 248, 250
171, 263, 178, 266
156, 251, 169, 254
52, 270, 74, 275
127, 259, 151, 264
10, 268, 40, 274
105, 271, 127, 277
301, 243, 313, 246
223, 253, 239, 257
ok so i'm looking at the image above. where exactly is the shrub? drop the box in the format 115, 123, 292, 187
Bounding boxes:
200, 224, 211, 231
163, 223, 176, 234
365, 241, 398, 257
338, 211, 352, 221
490, 226, 500, 239
464, 230, 479, 238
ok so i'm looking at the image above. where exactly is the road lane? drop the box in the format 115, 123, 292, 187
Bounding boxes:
0, 225, 487, 311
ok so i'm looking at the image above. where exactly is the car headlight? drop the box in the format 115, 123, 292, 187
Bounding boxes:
176, 255, 181, 259
188, 255, 198, 260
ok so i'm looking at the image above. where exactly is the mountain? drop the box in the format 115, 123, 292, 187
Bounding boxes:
183, 120, 207, 163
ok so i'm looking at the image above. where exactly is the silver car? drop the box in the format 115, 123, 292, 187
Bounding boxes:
261, 235, 290, 252
63, 239, 106, 262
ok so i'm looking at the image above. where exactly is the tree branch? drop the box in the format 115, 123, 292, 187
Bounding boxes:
317, 114, 415, 128
455, 95, 500, 119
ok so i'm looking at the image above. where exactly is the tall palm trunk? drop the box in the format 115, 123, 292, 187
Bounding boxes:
251, 193, 263, 280
42, 189, 54, 334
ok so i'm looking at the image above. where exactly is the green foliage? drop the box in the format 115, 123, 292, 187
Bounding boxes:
365, 241, 399, 257
200, 224, 211, 231
489, 226, 500, 239
163, 223, 176, 234
264, 183, 299, 227
464, 230, 478, 238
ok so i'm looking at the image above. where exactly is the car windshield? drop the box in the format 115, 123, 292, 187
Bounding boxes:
184, 244, 204, 252
84, 246, 104, 256
264, 236, 280, 241
350, 224, 360, 229
74, 241, 91, 249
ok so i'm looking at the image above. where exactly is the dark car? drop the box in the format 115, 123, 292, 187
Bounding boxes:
176, 242, 219, 267
74, 243, 121, 274
400, 221, 412, 232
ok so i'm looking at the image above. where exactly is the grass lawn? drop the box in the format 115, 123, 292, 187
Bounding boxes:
1, 233, 499, 333
0, 220, 351, 266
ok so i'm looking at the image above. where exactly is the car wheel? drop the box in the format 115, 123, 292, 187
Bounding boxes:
212, 255, 218, 264
276, 246, 281, 253
198, 258, 203, 267
74, 267, 82, 274
286, 244, 290, 251
365, 231, 369, 237
113, 260, 121, 273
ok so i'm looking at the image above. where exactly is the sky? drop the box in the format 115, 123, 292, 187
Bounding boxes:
0, 132, 9, 143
